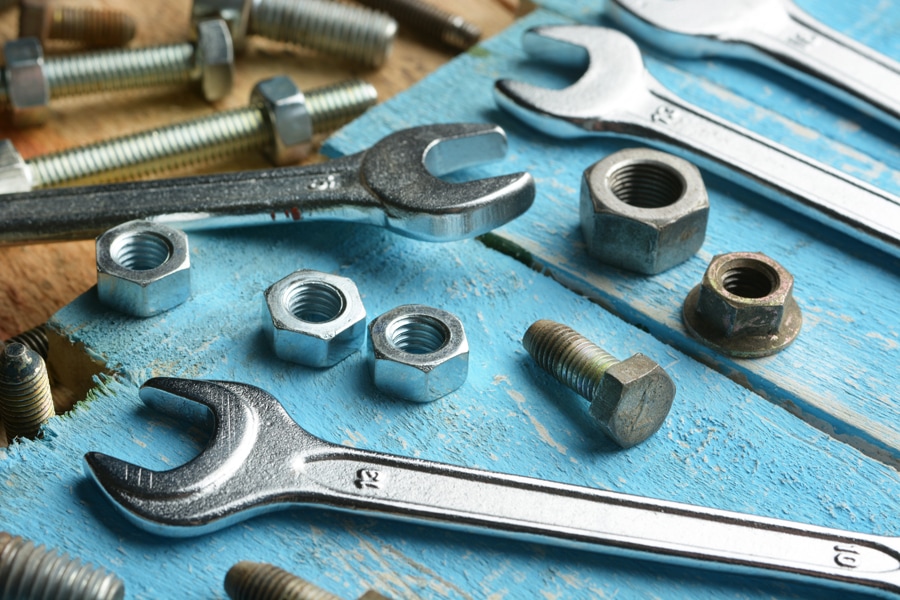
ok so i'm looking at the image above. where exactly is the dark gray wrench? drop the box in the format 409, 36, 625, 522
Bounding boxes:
85, 378, 900, 597
493, 26, 900, 261
0, 123, 534, 245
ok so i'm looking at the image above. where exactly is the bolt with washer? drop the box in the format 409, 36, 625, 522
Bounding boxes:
96, 221, 191, 318
0, 76, 376, 192
580, 147, 709, 274
192, 0, 397, 68
263, 270, 367, 368
1, 18, 233, 127
523, 319, 675, 448
682, 251, 802, 358
368, 304, 468, 403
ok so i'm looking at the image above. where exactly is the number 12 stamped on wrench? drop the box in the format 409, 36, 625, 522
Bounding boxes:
85, 378, 900, 597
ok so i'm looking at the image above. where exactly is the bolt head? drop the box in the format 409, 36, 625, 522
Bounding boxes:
96, 221, 191, 318
590, 353, 675, 448
580, 148, 709, 274
191, 0, 252, 51
683, 251, 802, 357
0, 140, 33, 193
264, 270, 367, 368
251, 76, 312, 165
368, 305, 468, 403
4, 38, 50, 127
195, 19, 234, 102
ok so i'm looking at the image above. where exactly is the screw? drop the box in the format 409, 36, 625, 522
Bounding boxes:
0, 532, 124, 600
522, 319, 675, 448
0, 19, 233, 126
194, 0, 397, 68
5, 76, 375, 190
225, 561, 388, 600
20, 0, 137, 48
6, 324, 49, 359
353, 0, 480, 50
0, 342, 54, 441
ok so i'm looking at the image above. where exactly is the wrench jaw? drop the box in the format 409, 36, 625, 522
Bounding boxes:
83, 378, 324, 537
360, 123, 535, 242
494, 26, 649, 139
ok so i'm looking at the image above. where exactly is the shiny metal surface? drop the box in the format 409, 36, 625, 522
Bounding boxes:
609, 0, 900, 131
0, 123, 535, 245
85, 378, 900, 596
493, 26, 900, 260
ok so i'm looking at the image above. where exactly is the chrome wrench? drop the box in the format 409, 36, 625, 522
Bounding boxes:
85, 378, 900, 597
493, 26, 900, 261
0, 123, 535, 245
609, 0, 900, 131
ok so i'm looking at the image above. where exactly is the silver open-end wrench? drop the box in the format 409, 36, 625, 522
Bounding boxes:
85, 378, 900, 597
493, 26, 900, 261
0, 123, 534, 245
608, 0, 900, 131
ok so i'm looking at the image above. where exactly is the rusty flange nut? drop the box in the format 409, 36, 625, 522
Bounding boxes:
580, 147, 709, 274
682, 251, 802, 358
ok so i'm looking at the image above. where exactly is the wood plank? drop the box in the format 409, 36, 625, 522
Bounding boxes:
325, 6, 900, 466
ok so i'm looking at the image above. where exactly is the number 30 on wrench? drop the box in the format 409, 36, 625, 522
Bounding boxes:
85, 378, 900, 598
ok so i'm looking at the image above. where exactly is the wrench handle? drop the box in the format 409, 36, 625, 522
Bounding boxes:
737, 0, 900, 130
303, 450, 900, 596
626, 84, 900, 260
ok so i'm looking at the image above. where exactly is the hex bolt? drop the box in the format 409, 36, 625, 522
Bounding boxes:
522, 319, 675, 448
354, 0, 480, 50
0, 18, 233, 126
193, 0, 397, 68
20, 0, 137, 48
0, 531, 124, 600
0, 342, 54, 441
225, 561, 387, 600
1, 76, 375, 190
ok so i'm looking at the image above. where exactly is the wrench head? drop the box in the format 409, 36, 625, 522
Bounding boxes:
83, 378, 325, 536
494, 26, 648, 138
359, 123, 535, 241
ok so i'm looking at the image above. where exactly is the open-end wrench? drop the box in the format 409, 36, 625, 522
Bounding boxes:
493, 26, 900, 261
608, 0, 900, 131
85, 378, 900, 597
0, 123, 534, 245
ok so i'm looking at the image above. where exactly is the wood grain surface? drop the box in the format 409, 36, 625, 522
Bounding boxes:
0, 0, 519, 339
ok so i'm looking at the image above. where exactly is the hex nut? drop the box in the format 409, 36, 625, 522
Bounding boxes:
263, 270, 366, 368
580, 147, 709, 274
192, 0, 252, 51
251, 76, 312, 165
195, 19, 234, 102
682, 251, 802, 357
4, 37, 50, 127
368, 304, 468, 403
96, 221, 191, 318
0, 140, 33, 193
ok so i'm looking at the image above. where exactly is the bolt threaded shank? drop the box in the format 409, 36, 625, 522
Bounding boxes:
48, 6, 137, 47
249, 0, 397, 68
0, 343, 54, 440
0, 532, 124, 600
355, 0, 480, 50
225, 561, 343, 600
522, 319, 619, 402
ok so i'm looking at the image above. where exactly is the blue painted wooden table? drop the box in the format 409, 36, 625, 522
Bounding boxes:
2, 2, 899, 598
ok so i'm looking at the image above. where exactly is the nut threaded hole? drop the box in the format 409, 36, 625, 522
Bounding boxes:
608, 161, 685, 208
721, 265, 777, 298
285, 281, 345, 324
387, 315, 450, 355
110, 231, 172, 271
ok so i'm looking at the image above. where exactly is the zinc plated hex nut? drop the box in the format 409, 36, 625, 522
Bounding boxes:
195, 18, 234, 102
263, 270, 367, 368
368, 304, 468, 403
96, 221, 191, 318
4, 37, 50, 126
251, 76, 312, 165
682, 251, 802, 358
580, 147, 709, 274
